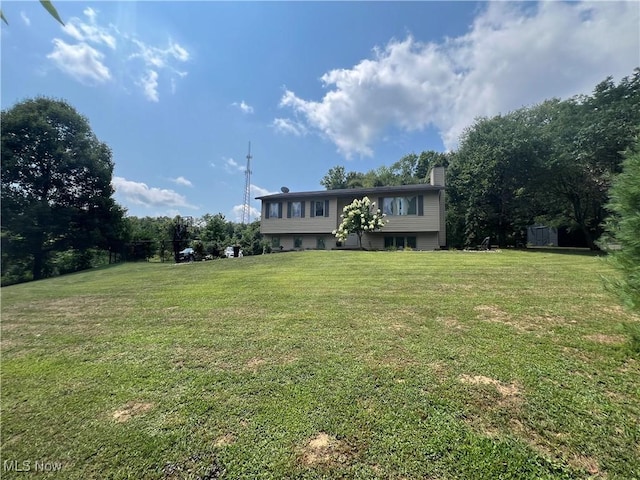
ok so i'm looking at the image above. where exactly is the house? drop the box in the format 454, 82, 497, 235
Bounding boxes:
256, 167, 446, 251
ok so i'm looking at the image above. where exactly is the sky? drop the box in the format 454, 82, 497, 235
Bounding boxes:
2, 1, 639, 221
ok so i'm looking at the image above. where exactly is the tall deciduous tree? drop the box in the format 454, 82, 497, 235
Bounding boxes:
447, 70, 639, 249
447, 109, 549, 247
1, 97, 123, 280
540, 70, 640, 249
320, 166, 348, 190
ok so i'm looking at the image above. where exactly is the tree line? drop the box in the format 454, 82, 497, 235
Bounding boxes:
123, 215, 264, 263
321, 70, 640, 251
1, 97, 265, 286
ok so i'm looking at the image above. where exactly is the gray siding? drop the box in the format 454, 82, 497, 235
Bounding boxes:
364, 232, 440, 250
438, 190, 446, 247
262, 198, 338, 235
264, 234, 335, 250
258, 171, 445, 250
335, 191, 441, 232
382, 191, 441, 232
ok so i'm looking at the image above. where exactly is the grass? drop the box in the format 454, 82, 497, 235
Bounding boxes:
1, 250, 639, 479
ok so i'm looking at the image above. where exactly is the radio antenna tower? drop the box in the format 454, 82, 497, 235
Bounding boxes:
241, 142, 252, 224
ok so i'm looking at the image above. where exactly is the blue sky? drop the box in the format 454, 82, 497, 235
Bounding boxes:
2, 1, 638, 221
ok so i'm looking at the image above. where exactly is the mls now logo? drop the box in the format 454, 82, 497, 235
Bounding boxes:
3, 460, 63, 473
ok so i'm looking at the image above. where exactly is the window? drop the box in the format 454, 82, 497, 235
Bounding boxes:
292, 202, 302, 218
294, 237, 303, 248
384, 236, 394, 248
271, 236, 280, 249
287, 201, 305, 218
316, 237, 325, 249
385, 236, 417, 249
382, 196, 417, 216
311, 200, 330, 217
267, 202, 282, 219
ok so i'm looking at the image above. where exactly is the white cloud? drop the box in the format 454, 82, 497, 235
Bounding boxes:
222, 157, 246, 174
129, 39, 190, 100
47, 8, 190, 102
47, 39, 111, 85
62, 7, 116, 49
232, 100, 254, 114
130, 38, 190, 68
277, 1, 640, 156
171, 176, 193, 187
231, 204, 262, 223
250, 184, 279, 198
139, 70, 159, 102
272, 117, 308, 137
20, 11, 31, 26
168, 41, 189, 62
112, 176, 197, 209
233, 185, 281, 222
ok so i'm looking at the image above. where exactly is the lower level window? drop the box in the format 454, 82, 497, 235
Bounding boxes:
385, 236, 417, 249
271, 237, 280, 248
294, 237, 303, 248
316, 237, 325, 249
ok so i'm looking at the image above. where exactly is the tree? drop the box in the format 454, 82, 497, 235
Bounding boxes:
600, 142, 640, 311
320, 166, 348, 190
539, 71, 640, 249
447, 109, 548, 247
446, 70, 639, 249
332, 197, 387, 249
1, 97, 123, 280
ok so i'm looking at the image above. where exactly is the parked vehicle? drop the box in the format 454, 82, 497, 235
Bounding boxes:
224, 246, 243, 258
178, 247, 195, 262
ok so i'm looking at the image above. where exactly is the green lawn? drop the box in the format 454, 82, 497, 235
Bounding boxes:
1, 250, 638, 479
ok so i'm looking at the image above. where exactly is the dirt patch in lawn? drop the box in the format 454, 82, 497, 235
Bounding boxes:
459, 375, 521, 398
474, 305, 526, 332
298, 432, 356, 467
245, 357, 266, 369
438, 316, 467, 331
474, 305, 572, 333
112, 401, 153, 423
509, 420, 603, 477
214, 433, 235, 447
569, 454, 601, 476
163, 454, 225, 479
584, 334, 627, 345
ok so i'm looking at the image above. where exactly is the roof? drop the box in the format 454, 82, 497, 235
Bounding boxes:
255, 183, 444, 201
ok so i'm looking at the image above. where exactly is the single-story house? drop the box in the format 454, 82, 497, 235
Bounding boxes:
256, 167, 446, 251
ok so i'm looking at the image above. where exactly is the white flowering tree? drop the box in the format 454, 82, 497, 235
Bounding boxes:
332, 196, 387, 249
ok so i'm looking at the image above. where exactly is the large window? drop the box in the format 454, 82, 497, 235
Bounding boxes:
316, 237, 326, 249
382, 196, 417, 216
311, 200, 330, 217
267, 202, 282, 219
287, 201, 305, 218
294, 237, 303, 248
385, 236, 417, 249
